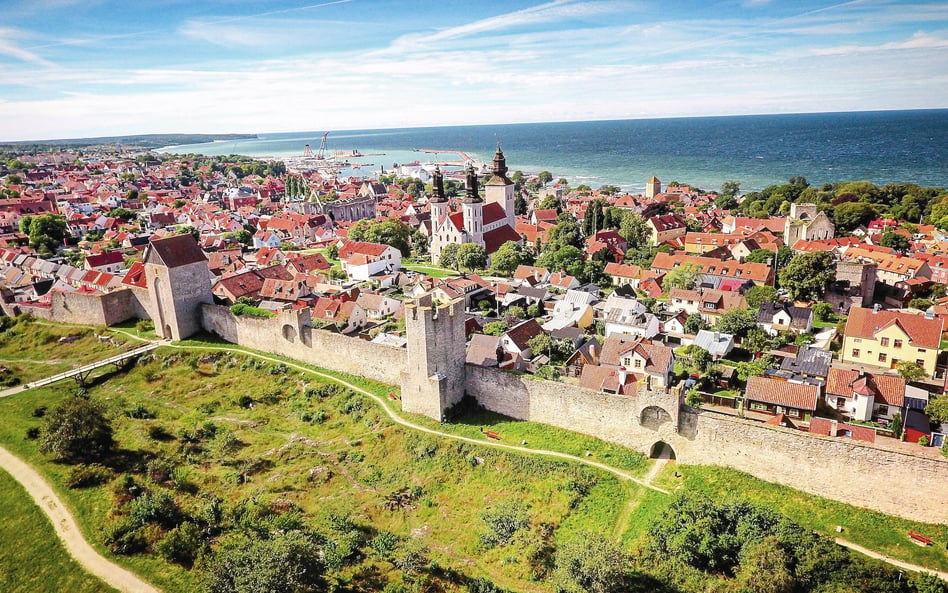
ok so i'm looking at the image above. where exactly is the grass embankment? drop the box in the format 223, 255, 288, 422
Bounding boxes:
144, 333, 948, 572
0, 469, 118, 593
0, 318, 135, 384
0, 343, 632, 592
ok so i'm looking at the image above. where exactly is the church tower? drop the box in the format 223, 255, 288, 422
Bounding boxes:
484, 145, 515, 226
428, 165, 449, 260
461, 162, 483, 246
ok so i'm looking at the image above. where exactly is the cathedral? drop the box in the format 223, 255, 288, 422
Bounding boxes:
429, 147, 521, 262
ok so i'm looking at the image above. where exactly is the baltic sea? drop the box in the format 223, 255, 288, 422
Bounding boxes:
160, 109, 948, 194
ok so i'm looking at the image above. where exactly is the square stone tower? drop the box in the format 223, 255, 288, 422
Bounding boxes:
400, 294, 467, 421
143, 234, 213, 341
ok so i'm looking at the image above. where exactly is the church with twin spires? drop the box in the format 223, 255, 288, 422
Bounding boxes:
429, 147, 521, 263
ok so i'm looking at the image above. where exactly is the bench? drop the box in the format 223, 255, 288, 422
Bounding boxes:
908, 530, 932, 546
484, 430, 500, 440
388, 392, 399, 401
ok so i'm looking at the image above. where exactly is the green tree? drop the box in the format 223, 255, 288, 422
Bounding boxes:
879, 231, 910, 253
538, 171, 553, 186
545, 219, 585, 252
352, 218, 412, 256
537, 245, 585, 278
833, 201, 878, 232
233, 229, 252, 247
735, 537, 794, 593
662, 263, 700, 293
483, 321, 507, 336
715, 308, 757, 339
439, 243, 460, 270
410, 230, 428, 255
479, 501, 530, 548
617, 212, 649, 248
583, 198, 608, 236
691, 346, 712, 373
720, 180, 741, 198
745, 248, 776, 264
778, 251, 835, 301
24, 213, 68, 254
552, 532, 628, 593
39, 394, 115, 462
684, 314, 707, 335
457, 243, 487, 272
204, 531, 326, 593
925, 396, 948, 424
745, 285, 777, 309
811, 301, 836, 323
491, 241, 528, 277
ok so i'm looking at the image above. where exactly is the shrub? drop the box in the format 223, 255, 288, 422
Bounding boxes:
39, 395, 114, 463
24, 426, 39, 440
919, 435, 930, 446
480, 501, 531, 548
125, 403, 155, 419
127, 490, 180, 529
370, 531, 400, 559
103, 520, 147, 555
31, 406, 47, 418
155, 521, 206, 567
230, 303, 274, 318
135, 319, 155, 333
67, 463, 113, 488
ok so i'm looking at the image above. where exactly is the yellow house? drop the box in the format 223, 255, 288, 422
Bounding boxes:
841, 307, 943, 377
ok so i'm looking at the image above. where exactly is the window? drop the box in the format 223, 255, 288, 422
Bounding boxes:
787, 408, 800, 418
918, 348, 926, 354
894, 339, 903, 348
750, 402, 768, 412
634, 359, 643, 369
851, 349, 860, 357
916, 359, 926, 368
877, 405, 888, 416
880, 337, 889, 346
878, 353, 887, 363
853, 338, 862, 343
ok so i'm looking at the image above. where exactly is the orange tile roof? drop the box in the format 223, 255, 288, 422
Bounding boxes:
844, 307, 942, 349
746, 376, 819, 411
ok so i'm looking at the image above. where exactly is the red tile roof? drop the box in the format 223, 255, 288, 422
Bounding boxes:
146, 234, 207, 268
825, 368, 905, 407
745, 376, 819, 411
844, 307, 943, 349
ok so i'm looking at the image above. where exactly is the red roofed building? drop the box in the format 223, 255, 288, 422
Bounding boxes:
745, 376, 819, 420
646, 214, 687, 246
429, 149, 521, 263
841, 307, 943, 377
825, 368, 905, 423
338, 240, 401, 281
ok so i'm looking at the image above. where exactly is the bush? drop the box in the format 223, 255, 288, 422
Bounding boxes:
67, 463, 113, 488
155, 521, 206, 567
919, 435, 930, 446
480, 501, 530, 548
31, 406, 47, 418
24, 426, 39, 440
127, 490, 180, 529
135, 319, 155, 333
370, 531, 400, 559
103, 520, 147, 555
230, 303, 274, 318
125, 402, 155, 419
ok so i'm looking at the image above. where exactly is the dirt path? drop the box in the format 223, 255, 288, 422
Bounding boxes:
836, 538, 948, 582
643, 443, 672, 485
0, 446, 162, 593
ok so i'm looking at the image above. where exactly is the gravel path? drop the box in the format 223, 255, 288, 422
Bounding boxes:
836, 538, 948, 582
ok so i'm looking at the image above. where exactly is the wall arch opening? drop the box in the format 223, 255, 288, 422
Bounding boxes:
649, 441, 676, 460
282, 324, 297, 343
640, 405, 672, 429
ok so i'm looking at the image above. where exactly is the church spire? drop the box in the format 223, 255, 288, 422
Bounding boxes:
430, 165, 446, 203
492, 144, 508, 178
462, 162, 481, 203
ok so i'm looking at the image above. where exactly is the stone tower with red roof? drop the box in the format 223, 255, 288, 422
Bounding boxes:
143, 234, 213, 341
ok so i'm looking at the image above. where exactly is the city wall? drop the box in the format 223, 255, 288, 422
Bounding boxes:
199, 304, 407, 385
19, 289, 138, 327
465, 364, 948, 523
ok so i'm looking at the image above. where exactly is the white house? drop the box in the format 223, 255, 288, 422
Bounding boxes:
338, 241, 402, 281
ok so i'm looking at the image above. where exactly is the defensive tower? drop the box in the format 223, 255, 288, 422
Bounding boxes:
143, 234, 213, 340
400, 294, 467, 420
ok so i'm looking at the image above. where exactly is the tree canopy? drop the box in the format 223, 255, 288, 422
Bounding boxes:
778, 251, 835, 301
204, 531, 326, 593
491, 241, 530, 277
39, 393, 115, 462
347, 218, 412, 256
662, 263, 700, 293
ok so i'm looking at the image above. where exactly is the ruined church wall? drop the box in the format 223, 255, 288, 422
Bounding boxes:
200, 304, 406, 385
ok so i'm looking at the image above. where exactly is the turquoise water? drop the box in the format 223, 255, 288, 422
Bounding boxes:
159, 110, 948, 193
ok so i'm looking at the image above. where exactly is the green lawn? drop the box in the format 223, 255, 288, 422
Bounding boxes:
401, 261, 461, 278
0, 469, 117, 593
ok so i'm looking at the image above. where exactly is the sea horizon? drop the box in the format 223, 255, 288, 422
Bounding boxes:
158, 108, 948, 194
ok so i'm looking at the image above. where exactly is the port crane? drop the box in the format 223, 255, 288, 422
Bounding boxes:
316, 132, 330, 160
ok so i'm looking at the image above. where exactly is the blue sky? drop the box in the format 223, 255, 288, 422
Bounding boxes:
1, 0, 946, 140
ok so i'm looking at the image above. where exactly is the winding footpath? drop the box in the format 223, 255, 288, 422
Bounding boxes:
0, 445, 161, 593
2, 331, 945, 592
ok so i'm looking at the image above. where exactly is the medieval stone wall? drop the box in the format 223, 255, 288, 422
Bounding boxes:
465, 364, 948, 522
20, 289, 138, 327
199, 304, 406, 385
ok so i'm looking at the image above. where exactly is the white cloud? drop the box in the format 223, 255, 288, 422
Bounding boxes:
0, 28, 53, 65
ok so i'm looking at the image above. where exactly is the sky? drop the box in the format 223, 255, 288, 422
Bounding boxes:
1, 0, 946, 141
